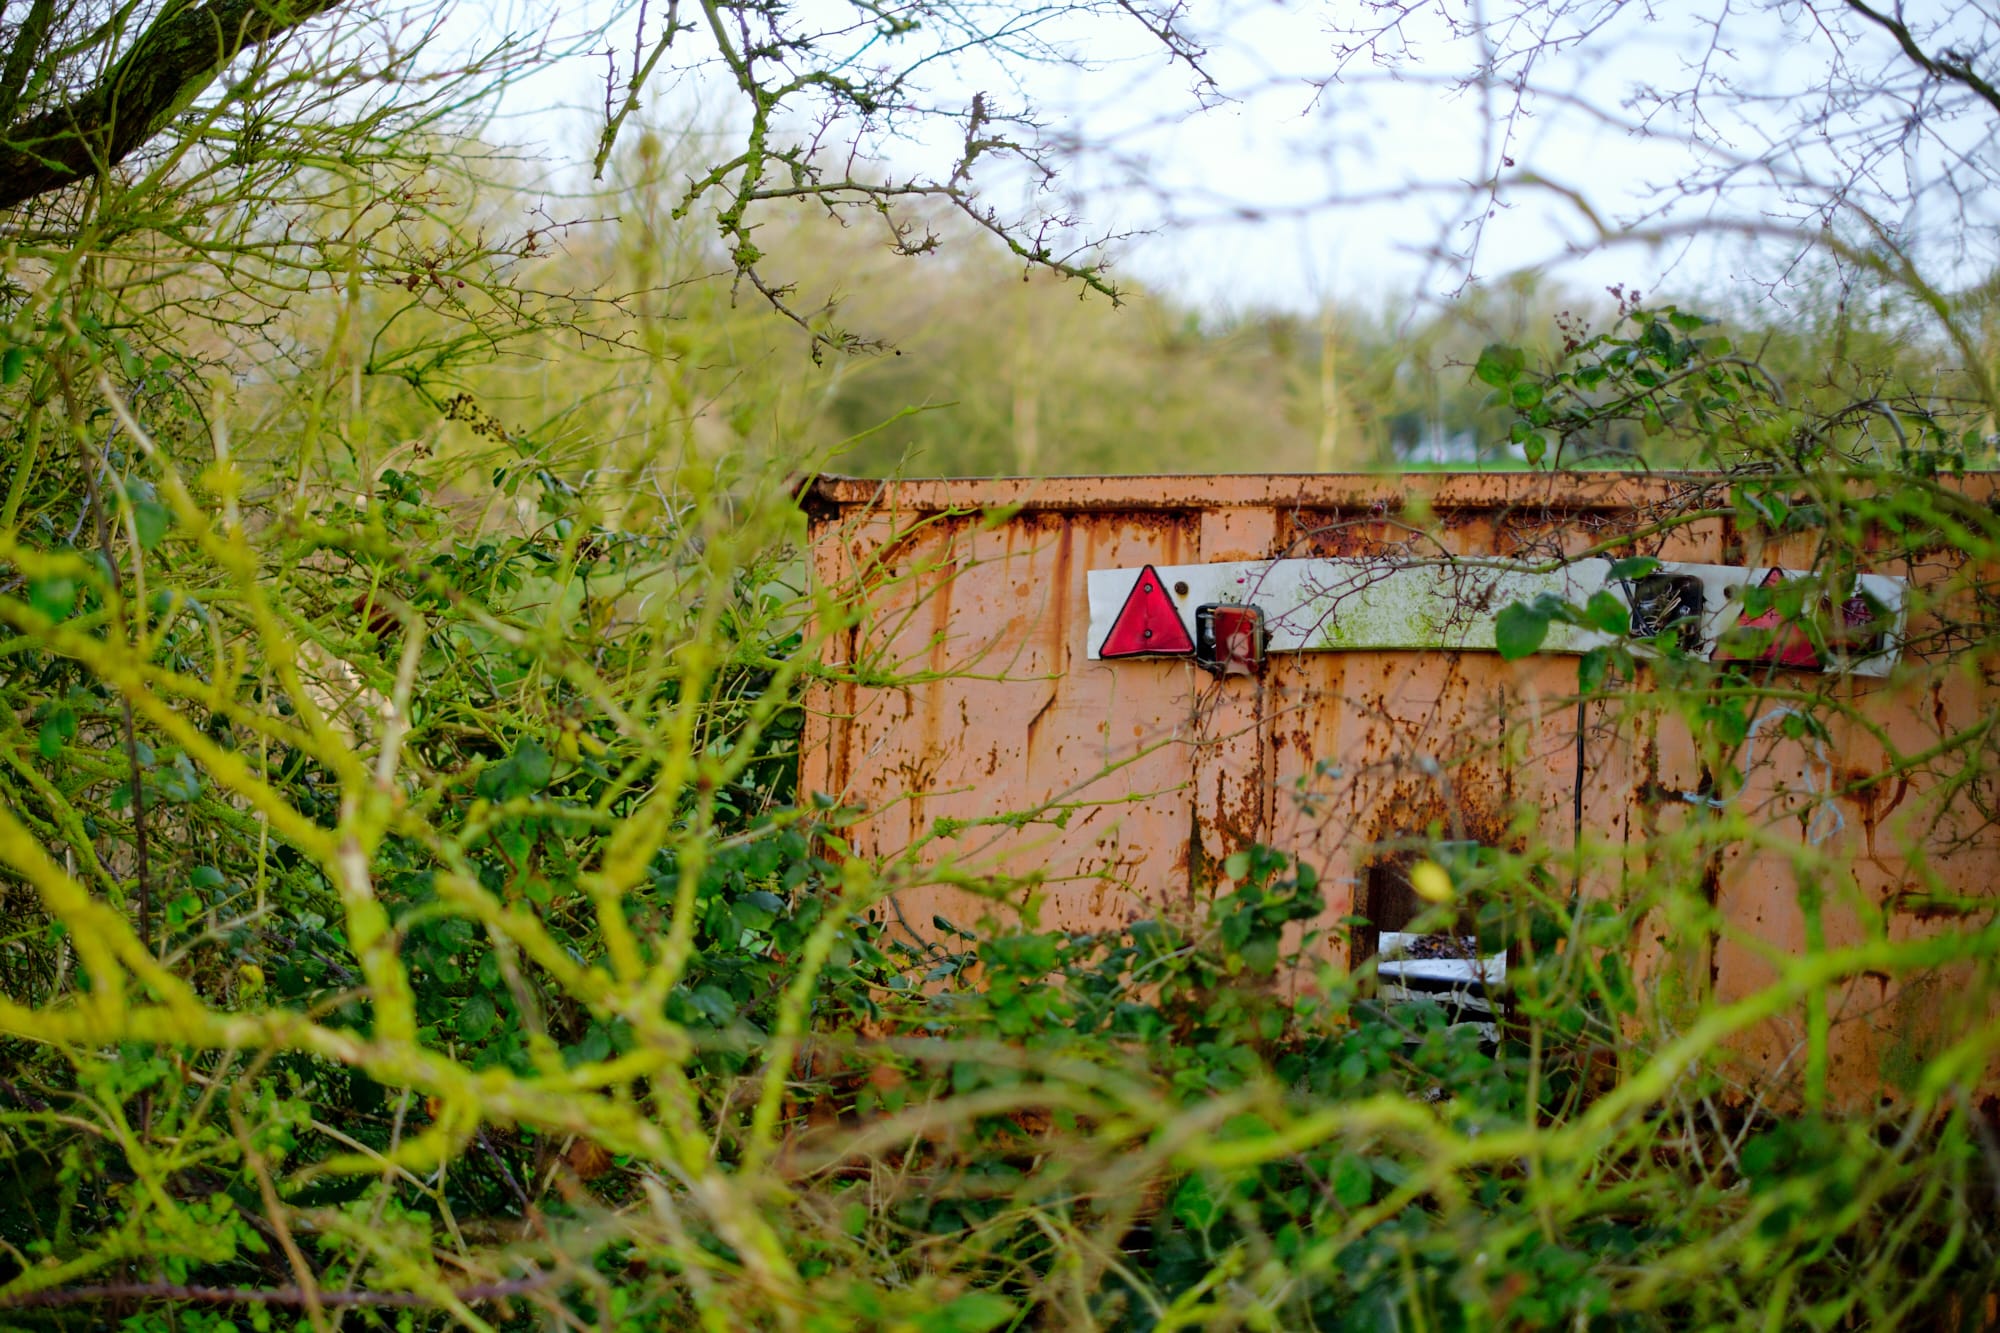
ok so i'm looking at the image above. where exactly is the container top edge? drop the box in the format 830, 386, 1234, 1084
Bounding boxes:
801, 471, 1998, 515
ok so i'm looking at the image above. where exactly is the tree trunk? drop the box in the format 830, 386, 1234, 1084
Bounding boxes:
0, 0, 344, 212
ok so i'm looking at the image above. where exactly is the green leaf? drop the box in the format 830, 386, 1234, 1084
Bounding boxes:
924, 1292, 1017, 1333
132, 499, 170, 550
458, 993, 498, 1042
687, 985, 736, 1025
27, 576, 76, 621
1509, 379, 1543, 409
512, 738, 552, 790
1582, 590, 1630, 635
1332, 1153, 1373, 1207
1, 346, 26, 385
1667, 310, 1708, 332
37, 706, 76, 758
733, 890, 784, 932
1523, 432, 1547, 465
158, 752, 202, 802
1172, 1175, 1221, 1230
480, 738, 555, 800
1494, 600, 1552, 661
1474, 343, 1525, 387
1607, 556, 1660, 580
1739, 1127, 1792, 1188
1577, 647, 1611, 695
564, 1024, 613, 1066
1241, 934, 1279, 974
1600, 954, 1636, 1014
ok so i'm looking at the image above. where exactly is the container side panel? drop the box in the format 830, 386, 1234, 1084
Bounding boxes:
806, 475, 1999, 1104
809, 502, 1205, 943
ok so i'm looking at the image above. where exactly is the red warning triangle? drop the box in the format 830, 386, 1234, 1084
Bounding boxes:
1713, 569, 1821, 669
1100, 565, 1194, 658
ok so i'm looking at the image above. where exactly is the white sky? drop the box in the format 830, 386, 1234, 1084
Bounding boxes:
454, 0, 1997, 319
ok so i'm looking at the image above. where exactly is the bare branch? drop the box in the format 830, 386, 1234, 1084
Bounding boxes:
1845, 0, 2000, 120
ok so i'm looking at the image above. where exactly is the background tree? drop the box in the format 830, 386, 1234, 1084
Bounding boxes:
0, 0, 1205, 356
1314, 0, 2000, 440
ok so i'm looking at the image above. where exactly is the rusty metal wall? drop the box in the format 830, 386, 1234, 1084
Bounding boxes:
800, 473, 1997, 1101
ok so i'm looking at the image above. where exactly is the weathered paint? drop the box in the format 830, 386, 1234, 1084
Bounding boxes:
801, 472, 1998, 1104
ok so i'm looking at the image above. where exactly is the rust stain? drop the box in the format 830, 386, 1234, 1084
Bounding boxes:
1698, 852, 1723, 994
1287, 509, 1391, 558
1885, 892, 1979, 921
1049, 518, 1073, 671
1632, 734, 1666, 837
927, 551, 957, 679
1184, 801, 1213, 908
1362, 770, 1519, 857
1026, 521, 1074, 774
1839, 765, 1908, 857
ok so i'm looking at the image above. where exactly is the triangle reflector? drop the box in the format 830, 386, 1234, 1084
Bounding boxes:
1100, 565, 1194, 658
1713, 569, 1820, 669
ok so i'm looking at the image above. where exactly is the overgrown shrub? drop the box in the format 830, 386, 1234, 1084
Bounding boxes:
3, 357, 1998, 1328
1, 49, 1997, 1333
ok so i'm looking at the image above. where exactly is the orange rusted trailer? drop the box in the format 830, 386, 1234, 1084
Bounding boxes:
800, 472, 1998, 1102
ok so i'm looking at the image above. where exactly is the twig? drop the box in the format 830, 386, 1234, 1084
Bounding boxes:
0, 1274, 557, 1309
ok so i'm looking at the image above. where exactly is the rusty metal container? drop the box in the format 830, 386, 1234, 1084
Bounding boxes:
801, 472, 1997, 1102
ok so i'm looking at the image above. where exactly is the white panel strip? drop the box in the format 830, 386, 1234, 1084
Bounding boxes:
1085, 557, 1906, 676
